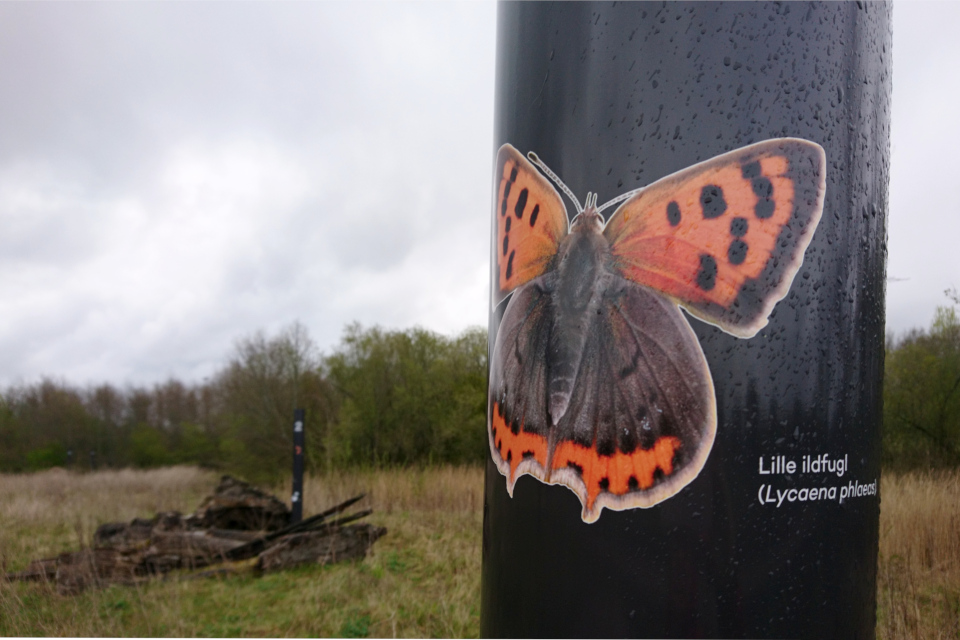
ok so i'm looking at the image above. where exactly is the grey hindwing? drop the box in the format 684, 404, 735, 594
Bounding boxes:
490, 275, 555, 438
552, 278, 715, 468
492, 271, 715, 477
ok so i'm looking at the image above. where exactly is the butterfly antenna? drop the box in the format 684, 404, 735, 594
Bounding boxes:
596, 187, 644, 215
527, 151, 584, 215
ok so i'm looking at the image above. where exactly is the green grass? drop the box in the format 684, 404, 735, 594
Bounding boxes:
0, 466, 482, 637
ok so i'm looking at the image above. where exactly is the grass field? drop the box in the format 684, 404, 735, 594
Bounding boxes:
877, 471, 960, 639
0, 466, 957, 638
0, 466, 483, 637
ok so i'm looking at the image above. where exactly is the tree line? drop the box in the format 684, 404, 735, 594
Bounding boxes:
0, 322, 486, 483
2, 292, 959, 481
883, 290, 960, 470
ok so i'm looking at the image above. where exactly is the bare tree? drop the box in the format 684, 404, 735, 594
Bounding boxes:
216, 322, 335, 481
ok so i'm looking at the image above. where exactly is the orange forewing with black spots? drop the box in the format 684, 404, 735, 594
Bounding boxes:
605, 139, 826, 337
494, 145, 568, 304
487, 138, 825, 523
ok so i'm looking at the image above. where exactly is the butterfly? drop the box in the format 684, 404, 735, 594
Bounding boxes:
488, 138, 826, 523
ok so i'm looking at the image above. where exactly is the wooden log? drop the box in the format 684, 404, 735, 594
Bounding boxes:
94, 511, 187, 549
256, 524, 387, 573
224, 494, 367, 561
191, 475, 290, 531
54, 547, 143, 595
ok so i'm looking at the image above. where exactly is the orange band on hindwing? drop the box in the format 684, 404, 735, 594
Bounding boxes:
491, 402, 681, 512
552, 437, 681, 511
490, 405, 548, 482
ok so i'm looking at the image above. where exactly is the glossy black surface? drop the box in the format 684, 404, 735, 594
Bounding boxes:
481, 3, 890, 638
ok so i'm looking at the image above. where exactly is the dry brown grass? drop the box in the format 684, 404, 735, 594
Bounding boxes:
296, 465, 484, 517
0, 465, 483, 637
0, 465, 216, 574
878, 469, 960, 639
3, 465, 959, 637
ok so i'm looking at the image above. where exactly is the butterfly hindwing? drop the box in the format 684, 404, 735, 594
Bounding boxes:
494, 145, 569, 304
489, 275, 556, 486
550, 277, 716, 519
489, 273, 716, 523
603, 138, 826, 337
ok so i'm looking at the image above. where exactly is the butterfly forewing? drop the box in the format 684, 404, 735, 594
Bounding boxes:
494, 145, 569, 304
604, 138, 826, 337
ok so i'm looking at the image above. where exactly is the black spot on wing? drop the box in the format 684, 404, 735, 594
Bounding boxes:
741, 161, 761, 179
653, 466, 666, 483
529, 203, 540, 227
502, 235, 509, 257
730, 217, 748, 237
728, 239, 748, 265
596, 438, 615, 457
752, 176, 773, 198
700, 185, 727, 219
505, 216, 511, 233
752, 176, 775, 219
501, 163, 518, 217
514, 188, 528, 219
667, 201, 681, 226
506, 250, 515, 280
567, 461, 583, 476
696, 254, 717, 290
755, 196, 775, 219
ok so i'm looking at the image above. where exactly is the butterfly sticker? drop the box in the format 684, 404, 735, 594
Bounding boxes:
488, 139, 826, 523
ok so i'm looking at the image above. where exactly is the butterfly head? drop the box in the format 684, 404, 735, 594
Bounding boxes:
570, 192, 604, 233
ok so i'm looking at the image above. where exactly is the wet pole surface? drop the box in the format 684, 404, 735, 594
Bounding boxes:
481, 3, 890, 638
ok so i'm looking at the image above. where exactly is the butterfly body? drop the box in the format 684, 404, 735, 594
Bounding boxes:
489, 139, 826, 522
546, 207, 614, 426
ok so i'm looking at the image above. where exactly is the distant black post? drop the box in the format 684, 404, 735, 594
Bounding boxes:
291, 408, 305, 524
89, 450, 96, 471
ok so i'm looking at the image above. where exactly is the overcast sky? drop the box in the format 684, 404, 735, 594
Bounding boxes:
0, 2, 953, 387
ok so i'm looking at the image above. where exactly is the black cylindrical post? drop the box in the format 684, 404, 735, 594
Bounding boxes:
292, 408, 305, 524
482, 2, 889, 638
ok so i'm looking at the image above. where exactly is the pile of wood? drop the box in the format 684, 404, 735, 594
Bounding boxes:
4, 476, 385, 594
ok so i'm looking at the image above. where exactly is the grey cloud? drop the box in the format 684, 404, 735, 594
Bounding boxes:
0, 1, 945, 385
